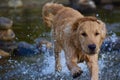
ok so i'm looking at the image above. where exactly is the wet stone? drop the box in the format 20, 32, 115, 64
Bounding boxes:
68, 0, 96, 13
0, 17, 13, 30
8, 0, 23, 8
0, 49, 10, 57
14, 42, 39, 56
0, 29, 15, 41
0, 40, 17, 53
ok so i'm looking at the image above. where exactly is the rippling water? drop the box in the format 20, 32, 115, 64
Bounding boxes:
0, 41, 119, 80
0, 34, 120, 80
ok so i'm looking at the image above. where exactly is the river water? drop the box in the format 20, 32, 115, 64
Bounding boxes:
0, 0, 120, 80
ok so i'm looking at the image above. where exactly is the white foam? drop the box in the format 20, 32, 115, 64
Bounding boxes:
42, 51, 55, 75
110, 33, 118, 42
41, 50, 105, 76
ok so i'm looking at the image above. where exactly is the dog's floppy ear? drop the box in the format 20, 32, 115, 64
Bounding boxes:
72, 17, 98, 31
97, 20, 107, 39
72, 19, 80, 31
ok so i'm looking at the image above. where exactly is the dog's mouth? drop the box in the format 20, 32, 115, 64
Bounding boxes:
88, 51, 97, 55
82, 49, 97, 55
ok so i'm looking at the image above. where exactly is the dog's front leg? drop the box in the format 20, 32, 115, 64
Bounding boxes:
64, 47, 83, 78
87, 54, 99, 80
66, 59, 83, 78
54, 42, 62, 72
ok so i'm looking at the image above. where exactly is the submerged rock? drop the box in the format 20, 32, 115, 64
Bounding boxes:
0, 17, 13, 30
13, 42, 39, 56
0, 40, 17, 53
68, 0, 96, 13
103, 4, 114, 10
13, 40, 52, 56
8, 0, 23, 8
0, 29, 15, 41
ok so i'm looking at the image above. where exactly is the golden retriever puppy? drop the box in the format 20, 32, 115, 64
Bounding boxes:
42, 3, 106, 80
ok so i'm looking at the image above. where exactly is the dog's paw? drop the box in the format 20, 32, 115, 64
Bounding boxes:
72, 70, 83, 78
71, 67, 83, 78
55, 64, 62, 72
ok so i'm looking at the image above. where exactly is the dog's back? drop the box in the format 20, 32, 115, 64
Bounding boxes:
42, 3, 64, 27
42, 3, 84, 28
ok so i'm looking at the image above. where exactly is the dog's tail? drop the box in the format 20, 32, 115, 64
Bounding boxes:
42, 3, 64, 27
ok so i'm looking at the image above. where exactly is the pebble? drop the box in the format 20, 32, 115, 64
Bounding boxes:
0, 29, 15, 41
0, 17, 13, 30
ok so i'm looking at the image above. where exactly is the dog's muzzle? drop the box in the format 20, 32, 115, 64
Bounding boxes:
88, 44, 96, 54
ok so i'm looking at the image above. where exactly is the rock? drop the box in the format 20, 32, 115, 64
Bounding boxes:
68, 0, 96, 13
8, 0, 23, 8
0, 17, 13, 30
103, 4, 114, 10
0, 29, 15, 41
79, 0, 96, 8
79, 0, 96, 13
0, 49, 10, 57
13, 40, 52, 56
0, 40, 17, 53
13, 42, 39, 56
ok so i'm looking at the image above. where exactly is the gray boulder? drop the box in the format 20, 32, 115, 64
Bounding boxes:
0, 17, 13, 30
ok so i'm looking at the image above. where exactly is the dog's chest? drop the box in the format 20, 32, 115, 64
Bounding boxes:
77, 52, 88, 63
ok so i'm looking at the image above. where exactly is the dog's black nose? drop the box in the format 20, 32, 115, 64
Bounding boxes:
88, 44, 96, 51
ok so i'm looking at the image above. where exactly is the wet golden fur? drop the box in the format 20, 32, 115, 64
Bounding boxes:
42, 3, 106, 80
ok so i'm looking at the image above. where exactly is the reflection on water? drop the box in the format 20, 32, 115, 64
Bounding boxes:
0, 7, 50, 43
0, 1, 120, 80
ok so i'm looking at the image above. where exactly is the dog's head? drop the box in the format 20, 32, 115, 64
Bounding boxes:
72, 17, 106, 55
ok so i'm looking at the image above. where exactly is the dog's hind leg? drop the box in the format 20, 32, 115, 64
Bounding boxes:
54, 42, 62, 72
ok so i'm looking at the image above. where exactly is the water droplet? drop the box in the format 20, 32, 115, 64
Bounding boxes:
0, 56, 2, 59
27, 34, 30, 37
96, 14, 99, 17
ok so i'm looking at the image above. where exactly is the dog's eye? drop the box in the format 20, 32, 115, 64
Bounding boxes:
81, 32, 87, 37
95, 32, 99, 36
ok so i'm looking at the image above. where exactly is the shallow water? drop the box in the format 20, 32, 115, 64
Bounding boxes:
0, 1, 120, 80
0, 46, 120, 80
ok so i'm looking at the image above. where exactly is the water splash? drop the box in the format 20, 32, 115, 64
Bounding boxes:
101, 32, 120, 52
1, 32, 120, 79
